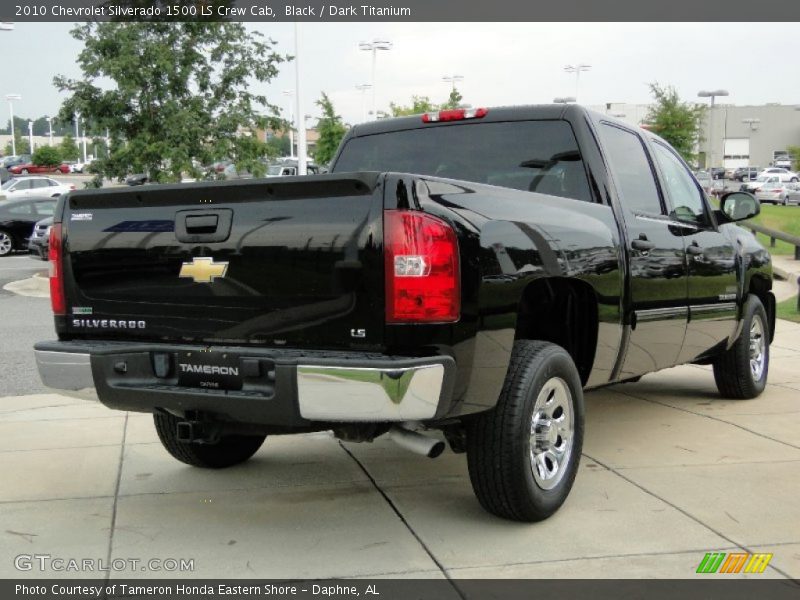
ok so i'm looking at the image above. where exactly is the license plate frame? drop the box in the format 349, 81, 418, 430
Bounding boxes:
176, 351, 243, 391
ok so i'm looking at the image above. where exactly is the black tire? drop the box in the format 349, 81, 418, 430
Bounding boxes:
466, 340, 584, 522
20, 169, 28, 175
153, 412, 266, 468
791, 177, 798, 183
713, 294, 769, 399
0, 229, 15, 256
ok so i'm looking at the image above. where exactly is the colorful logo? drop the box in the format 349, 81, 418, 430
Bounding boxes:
696, 552, 773, 574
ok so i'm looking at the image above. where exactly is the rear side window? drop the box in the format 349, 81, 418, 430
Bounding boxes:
334, 120, 594, 203
599, 124, 663, 215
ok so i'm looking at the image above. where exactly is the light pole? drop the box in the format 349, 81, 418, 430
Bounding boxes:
27, 120, 33, 154
359, 39, 392, 120
293, 22, 307, 175
46, 116, 53, 146
553, 96, 576, 104
282, 89, 295, 158
564, 64, 591, 101
355, 84, 372, 123
698, 89, 729, 170
6, 94, 21, 156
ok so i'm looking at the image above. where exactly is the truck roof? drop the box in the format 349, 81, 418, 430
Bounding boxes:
346, 104, 604, 138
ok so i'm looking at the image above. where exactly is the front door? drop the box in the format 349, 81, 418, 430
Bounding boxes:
649, 140, 739, 363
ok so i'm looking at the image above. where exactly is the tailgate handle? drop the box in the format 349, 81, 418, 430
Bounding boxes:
175, 209, 233, 243
185, 215, 219, 234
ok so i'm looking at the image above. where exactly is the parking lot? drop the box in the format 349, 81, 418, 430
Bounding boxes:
1, 255, 799, 580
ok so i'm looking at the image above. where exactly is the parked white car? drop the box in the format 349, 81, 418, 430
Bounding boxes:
755, 181, 792, 205
0, 176, 76, 199
742, 175, 782, 194
755, 167, 798, 183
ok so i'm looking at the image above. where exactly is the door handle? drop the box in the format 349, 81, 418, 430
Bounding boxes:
631, 235, 655, 251
687, 242, 703, 256
185, 215, 219, 234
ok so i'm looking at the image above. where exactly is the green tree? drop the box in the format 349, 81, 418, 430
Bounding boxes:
32, 145, 62, 167
58, 134, 81, 161
390, 96, 437, 117
314, 92, 348, 166
441, 87, 463, 110
644, 83, 705, 164
787, 146, 800, 172
265, 133, 290, 158
4, 135, 30, 156
54, 22, 287, 183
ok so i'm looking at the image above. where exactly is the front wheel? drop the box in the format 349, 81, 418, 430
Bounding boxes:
20, 169, 29, 175
713, 294, 770, 399
466, 340, 584, 522
154, 412, 266, 468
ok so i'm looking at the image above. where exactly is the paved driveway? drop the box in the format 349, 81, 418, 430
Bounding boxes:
1, 320, 799, 580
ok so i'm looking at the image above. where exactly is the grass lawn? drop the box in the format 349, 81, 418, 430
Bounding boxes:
742, 203, 800, 256
709, 196, 800, 255
776, 295, 800, 323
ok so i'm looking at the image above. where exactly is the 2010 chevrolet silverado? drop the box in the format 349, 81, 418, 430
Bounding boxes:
35, 105, 774, 521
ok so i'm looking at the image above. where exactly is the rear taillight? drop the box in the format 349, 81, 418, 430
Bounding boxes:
384, 210, 460, 323
48, 223, 65, 315
69, 185, 76, 190
422, 107, 488, 123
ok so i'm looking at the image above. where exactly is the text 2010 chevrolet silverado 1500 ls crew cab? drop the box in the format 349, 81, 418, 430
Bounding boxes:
35, 105, 774, 521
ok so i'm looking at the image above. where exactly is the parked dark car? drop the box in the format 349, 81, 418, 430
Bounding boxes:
27, 216, 53, 260
733, 167, 761, 182
125, 174, 149, 186
1, 155, 31, 170
709, 167, 726, 180
0, 196, 57, 256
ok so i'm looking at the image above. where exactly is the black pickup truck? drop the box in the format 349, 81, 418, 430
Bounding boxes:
35, 105, 774, 522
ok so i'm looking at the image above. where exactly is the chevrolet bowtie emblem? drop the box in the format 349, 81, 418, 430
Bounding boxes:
179, 257, 229, 283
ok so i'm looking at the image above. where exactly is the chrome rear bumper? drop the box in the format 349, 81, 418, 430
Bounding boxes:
34, 344, 455, 423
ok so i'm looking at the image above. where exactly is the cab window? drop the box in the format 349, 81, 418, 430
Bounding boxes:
651, 141, 709, 226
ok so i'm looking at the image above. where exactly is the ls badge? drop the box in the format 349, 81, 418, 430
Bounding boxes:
179, 257, 229, 283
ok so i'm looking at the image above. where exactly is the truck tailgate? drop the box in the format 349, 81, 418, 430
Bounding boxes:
60, 173, 385, 350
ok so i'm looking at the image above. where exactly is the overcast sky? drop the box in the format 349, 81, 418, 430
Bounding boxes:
2, 22, 799, 127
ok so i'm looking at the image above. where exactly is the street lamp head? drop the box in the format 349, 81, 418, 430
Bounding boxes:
698, 90, 729, 98
443, 75, 464, 82
282, 89, 295, 96
356, 84, 372, 91
564, 64, 591, 73
359, 39, 392, 51
553, 96, 576, 104
0, 22, 14, 31
5, 93, 21, 101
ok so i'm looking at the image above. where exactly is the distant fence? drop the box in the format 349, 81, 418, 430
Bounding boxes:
743, 221, 800, 260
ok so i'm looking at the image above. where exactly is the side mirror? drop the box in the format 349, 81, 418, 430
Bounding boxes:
718, 191, 759, 222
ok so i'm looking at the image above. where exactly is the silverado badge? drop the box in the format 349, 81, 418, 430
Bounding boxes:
179, 257, 229, 283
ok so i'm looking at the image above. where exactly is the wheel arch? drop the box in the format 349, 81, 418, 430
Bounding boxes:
513, 276, 599, 386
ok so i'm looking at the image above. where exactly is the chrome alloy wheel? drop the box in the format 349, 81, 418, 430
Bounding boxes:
529, 377, 574, 490
0, 232, 12, 256
749, 314, 766, 381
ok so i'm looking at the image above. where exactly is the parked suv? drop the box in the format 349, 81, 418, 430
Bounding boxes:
733, 167, 761, 182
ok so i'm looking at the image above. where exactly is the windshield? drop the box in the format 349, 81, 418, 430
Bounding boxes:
267, 165, 284, 175
1, 179, 15, 190
333, 120, 594, 203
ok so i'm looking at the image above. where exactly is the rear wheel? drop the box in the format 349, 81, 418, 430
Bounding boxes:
20, 169, 29, 175
713, 294, 769, 399
466, 340, 584, 521
153, 412, 266, 468
0, 230, 15, 256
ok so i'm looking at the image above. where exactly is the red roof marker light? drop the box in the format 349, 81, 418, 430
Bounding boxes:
422, 107, 488, 123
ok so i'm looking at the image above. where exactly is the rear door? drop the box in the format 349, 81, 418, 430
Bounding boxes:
597, 123, 688, 379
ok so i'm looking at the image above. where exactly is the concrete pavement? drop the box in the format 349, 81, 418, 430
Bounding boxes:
1, 320, 798, 580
